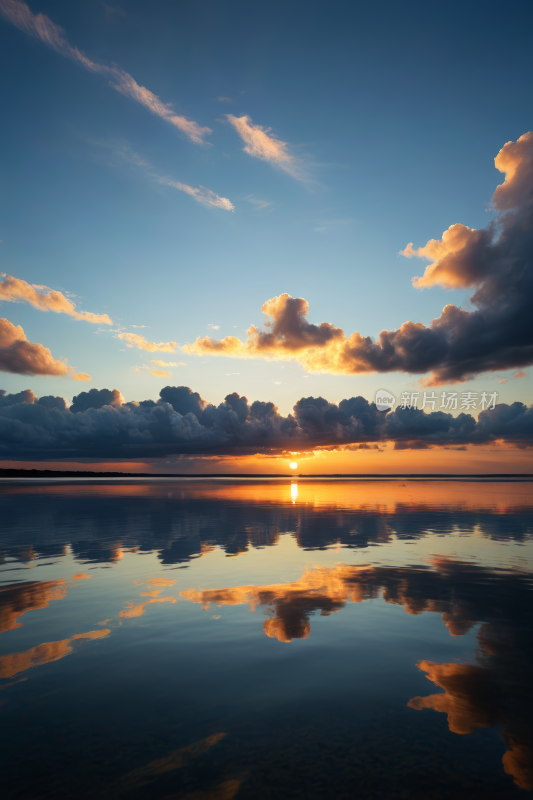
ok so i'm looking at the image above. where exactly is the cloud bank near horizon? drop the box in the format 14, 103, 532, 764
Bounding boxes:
185, 131, 533, 385
0, 384, 531, 461
0, 319, 90, 380
0, 0, 211, 145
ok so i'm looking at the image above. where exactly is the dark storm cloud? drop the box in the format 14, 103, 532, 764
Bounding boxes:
0, 388, 67, 410
0, 384, 532, 460
186, 132, 533, 385
69, 388, 125, 413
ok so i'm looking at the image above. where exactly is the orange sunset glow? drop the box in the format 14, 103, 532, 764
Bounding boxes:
1, 3, 532, 798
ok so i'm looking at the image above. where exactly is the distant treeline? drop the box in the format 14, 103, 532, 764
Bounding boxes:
0, 468, 532, 479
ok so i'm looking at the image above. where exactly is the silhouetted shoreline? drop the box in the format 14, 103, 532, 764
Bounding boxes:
1, 468, 532, 480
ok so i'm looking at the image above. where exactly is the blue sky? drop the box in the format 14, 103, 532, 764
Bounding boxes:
1, 0, 532, 419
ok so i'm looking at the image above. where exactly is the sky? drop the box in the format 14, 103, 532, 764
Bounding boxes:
0, 0, 532, 473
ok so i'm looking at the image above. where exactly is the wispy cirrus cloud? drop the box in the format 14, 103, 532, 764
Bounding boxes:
156, 175, 235, 211
0, 0, 211, 145
245, 194, 274, 211
0, 274, 112, 324
117, 332, 177, 353
110, 143, 234, 211
0, 318, 90, 379
314, 218, 353, 233
226, 114, 307, 181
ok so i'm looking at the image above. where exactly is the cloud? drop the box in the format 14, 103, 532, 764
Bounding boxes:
0, 318, 89, 379
0, 0, 210, 144
0, 579, 67, 633
408, 651, 532, 791
179, 557, 533, 790
5, 482, 531, 568
0, 629, 110, 679
133, 577, 177, 587
186, 132, 533, 384
0, 389, 68, 410
492, 130, 533, 211
70, 388, 124, 413
117, 332, 177, 352
150, 370, 171, 377
407, 661, 498, 735
244, 195, 273, 210
216, 96, 233, 103
150, 360, 181, 367
107, 143, 234, 211
314, 219, 353, 233
101, 3, 126, 18
515, 370, 527, 379
119, 733, 226, 791
130, 324, 148, 329
156, 175, 234, 211
0, 275, 112, 324
208, 324, 220, 330
119, 595, 176, 619
0, 383, 532, 460
72, 372, 91, 382
226, 114, 305, 181
183, 294, 344, 364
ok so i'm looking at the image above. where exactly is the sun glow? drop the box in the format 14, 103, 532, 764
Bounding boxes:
290, 462, 298, 469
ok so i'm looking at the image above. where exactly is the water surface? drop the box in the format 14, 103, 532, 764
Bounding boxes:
1, 479, 532, 799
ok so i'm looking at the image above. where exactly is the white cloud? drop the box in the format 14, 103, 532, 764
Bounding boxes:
156, 175, 234, 211
97, 141, 235, 212
245, 194, 273, 210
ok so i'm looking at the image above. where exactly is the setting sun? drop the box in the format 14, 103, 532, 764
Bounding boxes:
290, 462, 298, 470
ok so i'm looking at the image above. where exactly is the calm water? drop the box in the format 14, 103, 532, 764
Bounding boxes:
1, 479, 532, 799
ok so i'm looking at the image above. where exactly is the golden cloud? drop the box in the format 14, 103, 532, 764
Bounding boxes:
117, 332, 177, 352
0, 629, 110, 679
0, 274, 112, 324
0, 579, 67, 634
0, 318, 81, 377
